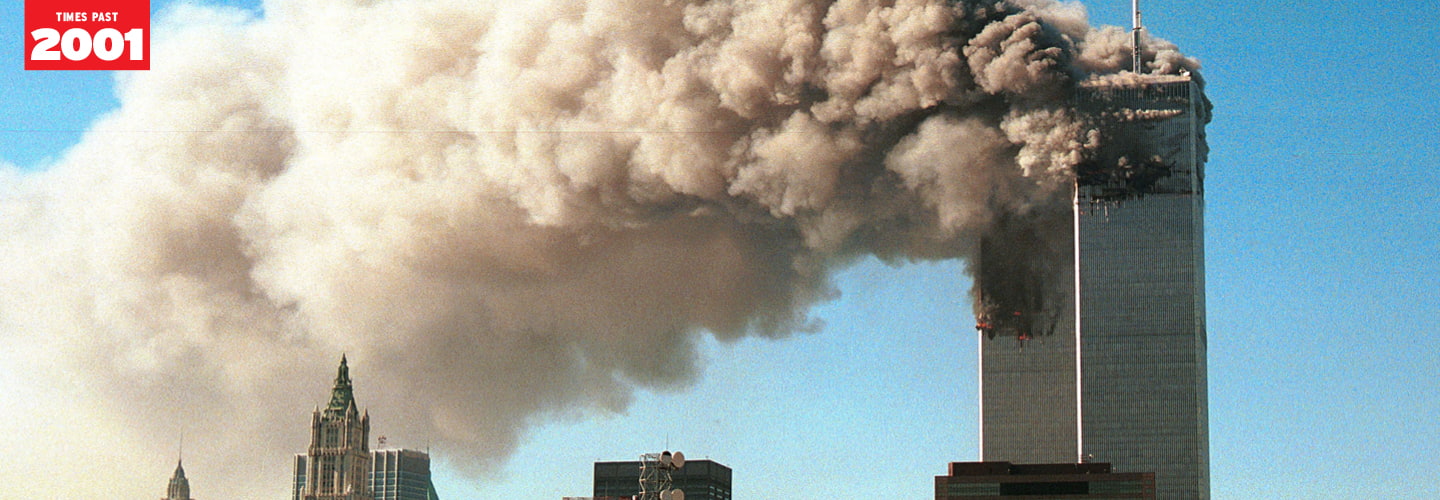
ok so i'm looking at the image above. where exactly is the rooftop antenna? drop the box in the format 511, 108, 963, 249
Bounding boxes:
1131, 0, 1144, 73
639, 451, 686, 500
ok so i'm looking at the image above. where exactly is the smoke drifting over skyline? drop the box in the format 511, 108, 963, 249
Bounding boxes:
0, 0, 1201, 496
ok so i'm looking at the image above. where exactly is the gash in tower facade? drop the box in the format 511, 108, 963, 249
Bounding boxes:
978, 73, 1210, 499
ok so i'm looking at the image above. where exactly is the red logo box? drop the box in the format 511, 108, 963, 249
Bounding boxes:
25, 0, 149, 70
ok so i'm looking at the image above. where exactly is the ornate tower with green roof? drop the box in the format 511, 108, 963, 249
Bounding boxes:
298, 356, 372, 500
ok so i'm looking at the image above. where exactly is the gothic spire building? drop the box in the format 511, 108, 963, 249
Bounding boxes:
162, 459, 194, 500
296, 355, 372, 500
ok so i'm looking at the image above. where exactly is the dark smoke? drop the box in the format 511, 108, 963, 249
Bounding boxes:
0, 0, 1203, 497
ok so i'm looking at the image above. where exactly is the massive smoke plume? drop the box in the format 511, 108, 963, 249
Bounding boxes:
0, 0, 1201, 496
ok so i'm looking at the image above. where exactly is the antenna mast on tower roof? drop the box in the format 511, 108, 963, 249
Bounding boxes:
1132, 0, 1144, 72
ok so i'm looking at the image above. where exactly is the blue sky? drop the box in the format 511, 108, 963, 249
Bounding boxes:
3, 0, 1439, 498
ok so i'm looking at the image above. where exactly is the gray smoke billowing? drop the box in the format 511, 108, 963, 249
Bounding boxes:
0, 0, 1201, 496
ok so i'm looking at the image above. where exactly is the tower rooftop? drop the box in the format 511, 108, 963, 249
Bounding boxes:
326, 355, 357, 414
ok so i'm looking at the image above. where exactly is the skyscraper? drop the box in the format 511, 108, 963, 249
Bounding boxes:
977, 72, 1210, 499
370, 448, 441, 500
936, 461, 1155, 499
593, 458, 732, 500
162, 459, 194, 500
295, 356, 372, 500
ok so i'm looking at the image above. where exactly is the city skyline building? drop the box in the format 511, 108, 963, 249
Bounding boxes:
295, 356, 372, 500
593, 457, 732, 500
370, 448, 441, 500
936, 461, 1155, 499
977, 71, 1210, 499
162, 459, 194, 500
297, 448, 443, 500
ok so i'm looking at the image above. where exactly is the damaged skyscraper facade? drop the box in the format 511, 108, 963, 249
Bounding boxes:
977, 72, 1211, 499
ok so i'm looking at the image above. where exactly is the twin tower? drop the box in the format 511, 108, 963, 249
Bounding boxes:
977, 73, 1211, 499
